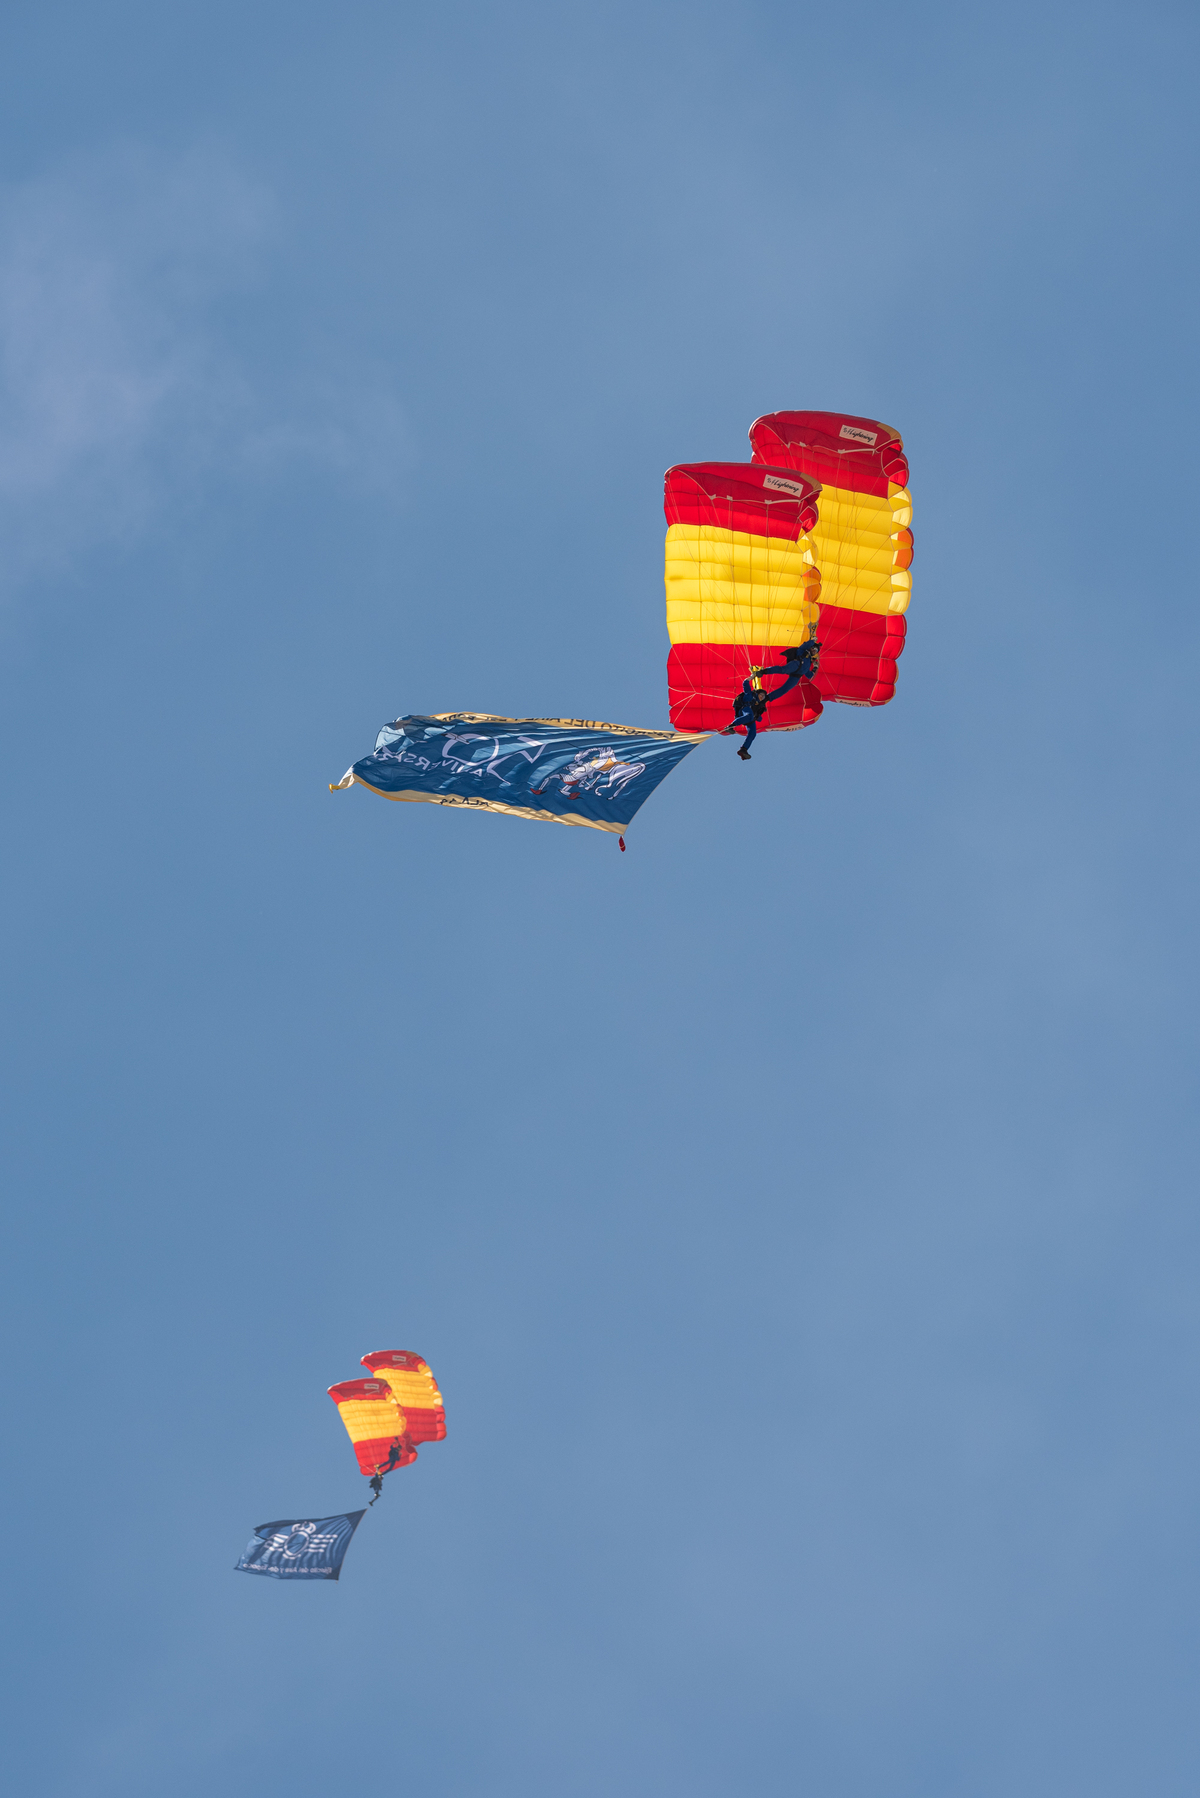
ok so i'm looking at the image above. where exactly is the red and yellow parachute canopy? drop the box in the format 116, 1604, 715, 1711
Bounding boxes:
327, 1376, 417, 1477
664, 461, 823, 733
359, 1350, 446, 1447
748, 411, 912, 710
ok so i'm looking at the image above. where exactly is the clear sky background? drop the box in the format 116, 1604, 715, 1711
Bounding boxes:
1, 3, 1197, 1794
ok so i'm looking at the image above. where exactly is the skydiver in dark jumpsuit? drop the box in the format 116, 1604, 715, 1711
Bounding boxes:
731, 680, 769, 760
752, 637, 821, 705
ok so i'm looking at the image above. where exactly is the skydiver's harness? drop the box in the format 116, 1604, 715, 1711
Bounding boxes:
732, 686, 768, 725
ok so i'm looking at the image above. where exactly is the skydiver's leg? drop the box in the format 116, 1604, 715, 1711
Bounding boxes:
763, 671, 801, 705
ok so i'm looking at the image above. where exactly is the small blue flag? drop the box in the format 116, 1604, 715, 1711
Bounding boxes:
235, 1511, 366, 1581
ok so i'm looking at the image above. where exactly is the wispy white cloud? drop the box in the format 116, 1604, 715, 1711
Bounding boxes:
0, 145, 410, 587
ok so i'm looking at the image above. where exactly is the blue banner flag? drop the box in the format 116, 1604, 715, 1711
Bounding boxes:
235, 1511, 366, 1581
331, 713, 706, 835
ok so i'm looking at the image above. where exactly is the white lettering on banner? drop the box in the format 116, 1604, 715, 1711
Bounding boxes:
839, 424, 878, 446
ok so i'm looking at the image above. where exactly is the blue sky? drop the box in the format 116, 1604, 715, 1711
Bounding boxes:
1, 3, 1197, 1793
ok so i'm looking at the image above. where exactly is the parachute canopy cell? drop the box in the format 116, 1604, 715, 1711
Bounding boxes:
360, 1351, 446, 1448
748, 412, 912, 708
328, 1377, 416, 1476
664, 462, 824, 735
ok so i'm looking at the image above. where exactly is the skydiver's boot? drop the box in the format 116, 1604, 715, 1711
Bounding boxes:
737, 746, 751, 760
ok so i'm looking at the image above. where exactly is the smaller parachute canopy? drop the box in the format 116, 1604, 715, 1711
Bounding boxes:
361, 1351, 447, 1448
328, 1377, 416, 1477
664, 462, 821, 537
749, 413, 907, 495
